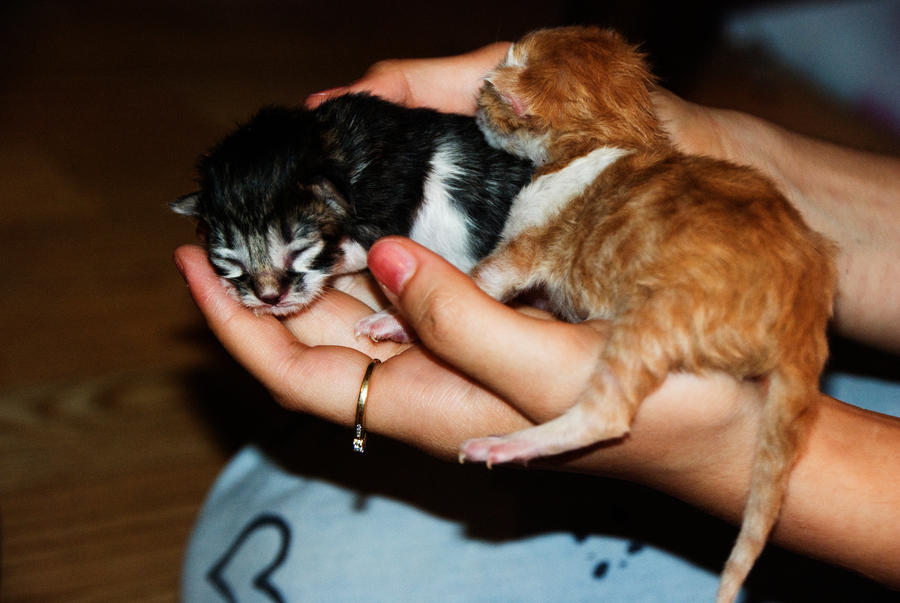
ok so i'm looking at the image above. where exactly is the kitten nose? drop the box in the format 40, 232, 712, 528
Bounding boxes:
253, 275, 286, 305
258, 290, 285, 305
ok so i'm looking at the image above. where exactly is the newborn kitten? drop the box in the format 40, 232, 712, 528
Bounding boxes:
461, 27, 836, 603
172, 93, 533, 340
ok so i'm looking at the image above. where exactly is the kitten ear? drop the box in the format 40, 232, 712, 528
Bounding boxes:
310, 179, 350, 215
170, 192, 201, 216
486, 76, 531, 117
503, 91, 530, 118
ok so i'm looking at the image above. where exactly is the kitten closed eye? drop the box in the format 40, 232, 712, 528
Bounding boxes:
209, 254, 246, 279
285, 242, 319, 273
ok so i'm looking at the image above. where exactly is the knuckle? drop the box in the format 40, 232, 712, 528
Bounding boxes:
365, 59, 400, 78
412, 287, 466, 347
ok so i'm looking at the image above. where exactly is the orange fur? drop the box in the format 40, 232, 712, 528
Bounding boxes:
463, 27, 836, 603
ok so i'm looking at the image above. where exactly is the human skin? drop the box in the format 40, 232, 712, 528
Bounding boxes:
652, 88, 900, 353
175, 239, 900, 587
176, 41, 900, 586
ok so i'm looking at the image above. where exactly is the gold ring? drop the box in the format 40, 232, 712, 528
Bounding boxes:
353, 359, 380, 453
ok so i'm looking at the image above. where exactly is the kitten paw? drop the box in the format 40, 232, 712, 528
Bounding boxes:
459, 435, 543, 468
354, 310, 416, 343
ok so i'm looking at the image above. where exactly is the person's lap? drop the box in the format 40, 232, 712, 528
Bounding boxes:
182, 372, 899, 602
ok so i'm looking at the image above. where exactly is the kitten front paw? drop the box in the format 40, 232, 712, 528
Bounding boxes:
354, 309, 417, 343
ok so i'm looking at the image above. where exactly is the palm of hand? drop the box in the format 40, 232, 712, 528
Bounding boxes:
177, 244, 754, 476
284, 272, 754, 479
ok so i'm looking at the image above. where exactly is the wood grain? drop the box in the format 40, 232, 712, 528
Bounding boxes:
0, 371, 222, 601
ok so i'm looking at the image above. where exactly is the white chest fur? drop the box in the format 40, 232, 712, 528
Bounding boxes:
500, 146, 629, 242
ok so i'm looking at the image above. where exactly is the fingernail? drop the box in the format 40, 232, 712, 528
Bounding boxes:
309, 87, 343, 96
368, 240, 416, 295
305, 87, 346, 107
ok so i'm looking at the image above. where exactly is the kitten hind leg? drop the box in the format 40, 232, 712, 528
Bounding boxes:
460, 361, 636, 465
460, 311, 672, 466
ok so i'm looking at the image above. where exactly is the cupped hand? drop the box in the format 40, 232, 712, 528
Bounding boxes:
305, 42, 511, 115
174, 240, 761, 504
174, 242, 587, 457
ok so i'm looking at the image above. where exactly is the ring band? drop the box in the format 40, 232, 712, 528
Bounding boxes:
353, 359, 380, 453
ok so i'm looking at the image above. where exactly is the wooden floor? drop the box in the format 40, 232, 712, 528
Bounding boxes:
1, 2, 897, 601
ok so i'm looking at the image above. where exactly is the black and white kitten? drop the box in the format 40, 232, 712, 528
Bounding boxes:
172, 93, 533, 340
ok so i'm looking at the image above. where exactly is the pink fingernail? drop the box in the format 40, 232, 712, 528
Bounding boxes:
305, 87, 347, 107
369, 240, 416, 295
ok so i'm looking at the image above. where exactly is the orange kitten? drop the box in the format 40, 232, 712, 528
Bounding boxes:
460, 26, 836, 603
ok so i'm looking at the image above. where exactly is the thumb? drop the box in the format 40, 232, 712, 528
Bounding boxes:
366, 237, 599, 421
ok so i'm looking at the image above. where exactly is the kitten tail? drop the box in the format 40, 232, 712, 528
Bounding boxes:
716, 368, 814, 603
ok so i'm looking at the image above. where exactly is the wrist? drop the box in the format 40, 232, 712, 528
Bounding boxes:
568, 372, 763, 525
404, 42, 511, 115
653, 91, 803, 208
645, 375, 762, 524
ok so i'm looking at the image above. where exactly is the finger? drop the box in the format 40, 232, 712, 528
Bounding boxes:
174, 245, 530, 456
329, 272, 389, 310
366, 238, 603, 421
305, 42, 510, 115
305, 63, 411, 109
281, 286, 406, 357
174, 245, 374, 424
305, 87, 350, 109
402, 42, 511, 114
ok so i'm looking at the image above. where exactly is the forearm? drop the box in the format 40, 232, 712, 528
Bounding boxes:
777, 395, 900, 586
777, 133, 900, 351
700, 108, 900, 351
589, 385, 900, 586
361, 237, 900, 584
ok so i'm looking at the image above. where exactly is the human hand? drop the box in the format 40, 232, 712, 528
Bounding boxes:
176, 235, 900, 586
303, 44, 753, 157
175, 39, 900, 582
305, 42, 511, 115
651, 89, 792, 194
174, 239, 762, 517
